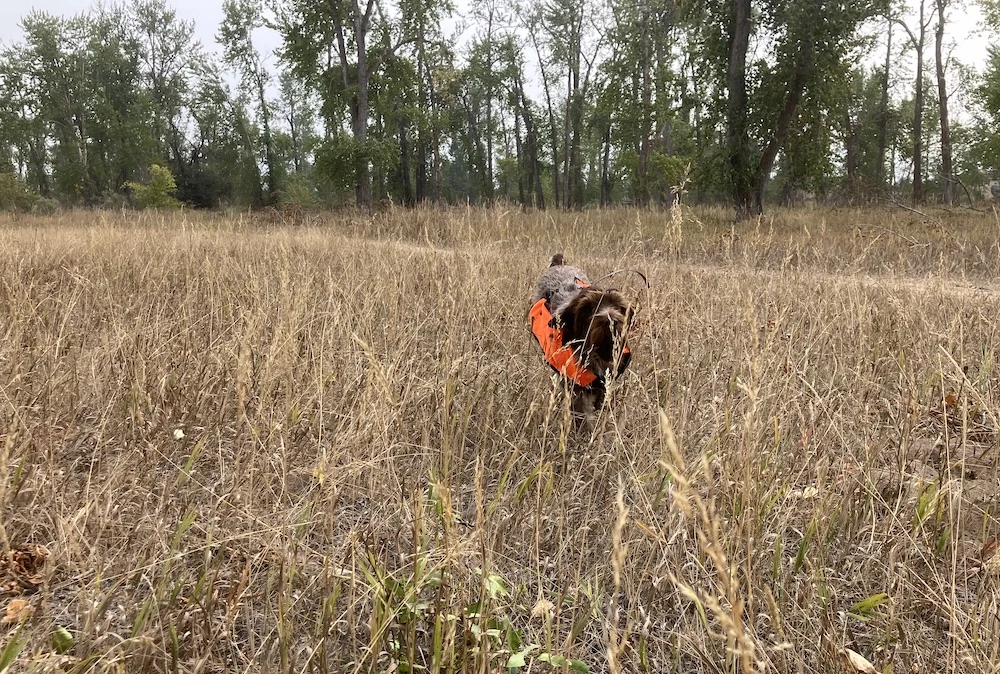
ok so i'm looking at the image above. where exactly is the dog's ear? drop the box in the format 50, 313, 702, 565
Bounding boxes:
557, 297, 578, 336
549, 253, 565, 267
558, 290, 592, 345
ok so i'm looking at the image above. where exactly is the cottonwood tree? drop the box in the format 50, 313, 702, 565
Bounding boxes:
540, 0, 604, 208
721, 0, 889, 219
396, 0, 453, 202
129, 0, 201, 177
19, 13, 92, 200
876, 15, 893, 188
274, 69, 315, 175
1, 31, 51, 193
934, 0, 954, 204
219, 0, 281, 205
895, 0, 934, 204
524, 4, 563, 206
276, 0, 396, 208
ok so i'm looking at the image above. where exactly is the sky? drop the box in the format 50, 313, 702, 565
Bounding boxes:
0, 0, 285, 68
0, 0, 993, 122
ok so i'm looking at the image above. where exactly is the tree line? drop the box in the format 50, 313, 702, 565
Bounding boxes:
1, 0, 998, 218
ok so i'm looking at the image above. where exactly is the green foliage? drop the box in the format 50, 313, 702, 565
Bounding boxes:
848, 593, 890, 622
0, 0, 991, 210
315, 136, 397, 194
647, 152, 692, 196
32, 197, 61, 215
127, 165, 181, 209
0, 173, 39, 212
972, 46, 1000, 176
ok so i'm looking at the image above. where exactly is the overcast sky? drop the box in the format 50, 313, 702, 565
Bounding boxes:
0, 0, 284, 65
0, 0, 992, 120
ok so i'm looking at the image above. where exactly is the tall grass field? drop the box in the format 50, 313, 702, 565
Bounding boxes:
2, 204, 1000, 673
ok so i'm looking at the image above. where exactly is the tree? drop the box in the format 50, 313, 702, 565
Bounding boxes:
276, 0, 394, 209
876, 16, 893, 189
275, 68, 316, 176
934, 0, 954, 204
17, 12, 96, 203
971, 46, 1000, 177
219, 0, 281, 206
537, 0, 602, 209
129, 0, 201, 178
722, 0, 889, 219
896, 0, 933, 205
127, 163, 181, 208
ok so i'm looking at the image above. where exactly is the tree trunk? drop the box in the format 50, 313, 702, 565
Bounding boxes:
563, 69, 572, 208
513, 107, 526, 205
912, 0, 926, 205
423, 59, 442, 203
754, 45, 811, 211
690, 58, 706, 204
399, 115, 414, 206
726, 0, 755, 219
638, 11, 652, 206
331, 0, 375, 209
600, 123, 611, 207
287, 108, 301, 173
516, 75, 544, 208
354, 0, 372, 209
530, 29, 560, 208
876, 19, 892, 188
29, 135, 49, 195
235, 107, 264, 208
485, 9, 495, 201
416, 135, 428, 203
844, 108, 858, 189
416, 28, 428, 202
257, 71, 277, 205
935, 0, 953, 205
570, 93, 583, 208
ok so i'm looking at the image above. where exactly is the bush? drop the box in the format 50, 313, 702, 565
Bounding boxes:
99, 191, 129, 210
31, 197, 61, 215
126, 164, 181, 209
0, 172, 39, 212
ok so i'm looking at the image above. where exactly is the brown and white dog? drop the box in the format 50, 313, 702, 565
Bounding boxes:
529, 253, 635, 418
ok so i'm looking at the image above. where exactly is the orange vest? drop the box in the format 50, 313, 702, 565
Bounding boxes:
529, 280, 630, 388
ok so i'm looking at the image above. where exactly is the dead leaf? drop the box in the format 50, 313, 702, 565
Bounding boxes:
1, 543, 50, 595
845, 648, 878, 673
2, 598, 34, 625
12, 545, 47, 577
788, 486, 820, 500
531, 599, 555, 620
981, 539, 1000, 575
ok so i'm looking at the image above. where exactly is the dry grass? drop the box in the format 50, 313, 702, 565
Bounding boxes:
1, 204, 1000, 673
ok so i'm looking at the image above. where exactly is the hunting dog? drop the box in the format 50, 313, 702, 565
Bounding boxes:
529, 253, 635, 418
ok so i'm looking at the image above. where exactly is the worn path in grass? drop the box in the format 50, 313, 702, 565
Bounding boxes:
343, 234, 1000, 300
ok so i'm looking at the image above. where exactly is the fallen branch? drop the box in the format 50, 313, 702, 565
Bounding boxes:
890, 199, 931, 218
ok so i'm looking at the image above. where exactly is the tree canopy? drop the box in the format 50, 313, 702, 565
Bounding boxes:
0, 0, 995, 216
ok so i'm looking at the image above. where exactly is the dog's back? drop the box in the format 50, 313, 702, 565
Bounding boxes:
533, 253, 589, 316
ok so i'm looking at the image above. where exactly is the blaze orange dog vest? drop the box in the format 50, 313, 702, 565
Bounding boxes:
529, 280, 630, 388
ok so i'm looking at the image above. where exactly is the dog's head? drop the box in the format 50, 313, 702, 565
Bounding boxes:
559, 287, 635, 379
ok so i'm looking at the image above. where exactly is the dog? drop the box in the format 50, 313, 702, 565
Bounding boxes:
529, 253, 635, 418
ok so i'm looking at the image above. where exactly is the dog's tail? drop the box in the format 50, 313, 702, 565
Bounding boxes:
549, 253, 565, 267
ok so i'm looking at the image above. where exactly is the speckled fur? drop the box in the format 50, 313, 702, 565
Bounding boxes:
531, 253, 591, 317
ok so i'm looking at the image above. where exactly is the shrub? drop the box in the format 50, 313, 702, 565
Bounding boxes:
0, 172, 39, 212
31, 197, 61, 215
126, 165, 181, 209
99, 191, 131, 211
